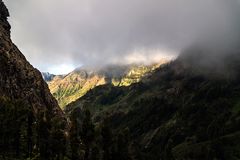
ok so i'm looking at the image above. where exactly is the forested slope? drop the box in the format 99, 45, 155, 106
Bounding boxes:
66, 48, 240, 160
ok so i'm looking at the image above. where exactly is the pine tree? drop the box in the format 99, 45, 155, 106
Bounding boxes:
69, 107, 83, 160
37, 111, 51, 160
50, 116, 67, 159
80, 109, 95, 160
112, 128, 130, 160
100, 118, 113, 160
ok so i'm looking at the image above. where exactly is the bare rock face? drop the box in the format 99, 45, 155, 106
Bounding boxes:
0, 1, 63, 117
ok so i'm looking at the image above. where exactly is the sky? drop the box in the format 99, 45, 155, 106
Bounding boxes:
3, 0, 240, 74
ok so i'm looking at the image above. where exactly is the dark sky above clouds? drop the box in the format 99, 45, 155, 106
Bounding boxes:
3, 0, 240, 74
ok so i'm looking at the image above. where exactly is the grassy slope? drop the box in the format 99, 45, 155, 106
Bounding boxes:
48, 63, 162, 108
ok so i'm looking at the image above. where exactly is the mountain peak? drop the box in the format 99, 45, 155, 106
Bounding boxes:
0, 1, 9, 19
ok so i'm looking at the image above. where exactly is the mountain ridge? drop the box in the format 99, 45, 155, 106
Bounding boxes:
47, 63, 166, 108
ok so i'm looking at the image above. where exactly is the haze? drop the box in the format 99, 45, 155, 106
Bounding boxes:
3, 0, 240, 74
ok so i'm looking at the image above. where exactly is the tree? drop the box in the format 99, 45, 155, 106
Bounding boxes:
112, 128, 131, 160
36, 111, 51, 160
100, 118, 113, 160
80, 109, 95, 160
50, 116, 67, 159
69, 107, 83, 160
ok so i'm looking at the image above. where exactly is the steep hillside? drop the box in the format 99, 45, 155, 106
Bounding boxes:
0, 2, 67, 159
66, 49, 240, 160
0, 3, 63, 116
48, 63, 163, 108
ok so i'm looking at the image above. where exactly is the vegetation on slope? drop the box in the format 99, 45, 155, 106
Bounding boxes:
0, 96, 67, 159
48, 63, 163, 108
2, 0, 240, 159
65, 49, 240, 160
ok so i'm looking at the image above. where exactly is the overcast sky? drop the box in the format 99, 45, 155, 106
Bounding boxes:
3, 0, 240, 74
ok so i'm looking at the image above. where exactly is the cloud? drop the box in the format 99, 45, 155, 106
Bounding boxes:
116, 48, 176, 65
3, 0, 240, 73
46, 64, 76, 75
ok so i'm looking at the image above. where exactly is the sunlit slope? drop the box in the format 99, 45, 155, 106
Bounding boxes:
112, 64, 161, 86
48, 70, 106, 108
48, 63, 166, 108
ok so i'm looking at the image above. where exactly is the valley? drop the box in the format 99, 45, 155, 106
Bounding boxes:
1, 0, 240, 160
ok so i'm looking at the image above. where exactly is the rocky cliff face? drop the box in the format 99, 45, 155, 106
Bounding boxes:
0, 1, 63, 118
0, 2, 68, 159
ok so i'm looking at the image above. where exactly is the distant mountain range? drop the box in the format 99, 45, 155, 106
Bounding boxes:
43, 62, 167, 108
41, 72, 56, 81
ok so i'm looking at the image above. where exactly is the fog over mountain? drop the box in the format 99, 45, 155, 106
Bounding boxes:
4, 0, 240, 74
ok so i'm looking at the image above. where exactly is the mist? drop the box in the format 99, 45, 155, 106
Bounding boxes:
3, 0, 240, 74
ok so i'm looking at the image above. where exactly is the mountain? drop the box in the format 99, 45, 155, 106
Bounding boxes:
0, 2, 67, 159
2, 0, 240, 159
41, 72, 56, 81
47, 63, 165, 108
65, 48, 240, 159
